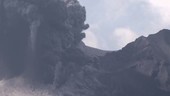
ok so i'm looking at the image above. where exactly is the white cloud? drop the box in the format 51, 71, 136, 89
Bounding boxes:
83, 31, 98, 48
111, 28, 138, 49
102, 0, 127, 20
79, 0, 170, 50
149, 0, 170, 25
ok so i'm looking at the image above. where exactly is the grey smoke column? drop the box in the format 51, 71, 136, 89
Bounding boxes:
0, 0, 89, 83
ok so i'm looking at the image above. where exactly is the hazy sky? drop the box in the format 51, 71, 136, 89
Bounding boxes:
79, 0, 170, 50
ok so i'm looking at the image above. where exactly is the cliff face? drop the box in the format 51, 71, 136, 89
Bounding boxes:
99, 30, 170, 96
0, 0, 170, 96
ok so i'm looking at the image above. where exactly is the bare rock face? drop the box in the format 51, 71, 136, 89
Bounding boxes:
100, 29, 170, 96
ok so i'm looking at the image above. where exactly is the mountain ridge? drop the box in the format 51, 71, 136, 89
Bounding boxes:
100, 29, 170, 93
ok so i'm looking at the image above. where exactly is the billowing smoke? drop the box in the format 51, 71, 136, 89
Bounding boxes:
0, 0, 90, 95
0, 77, 54, 96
